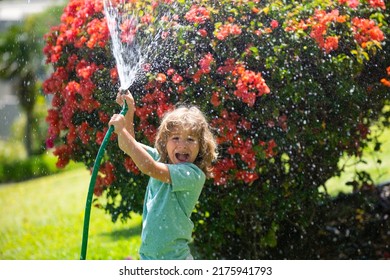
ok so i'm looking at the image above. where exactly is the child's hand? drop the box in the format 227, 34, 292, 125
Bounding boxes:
116, 90, 136, 117
109, 114, 126, 134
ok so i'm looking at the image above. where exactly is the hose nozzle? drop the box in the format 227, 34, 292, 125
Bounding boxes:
119, 88, 129, 115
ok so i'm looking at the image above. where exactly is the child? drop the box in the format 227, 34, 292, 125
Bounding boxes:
109, 90, 218, 260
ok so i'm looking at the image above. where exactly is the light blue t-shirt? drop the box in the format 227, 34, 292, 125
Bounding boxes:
139, 147, 206, 260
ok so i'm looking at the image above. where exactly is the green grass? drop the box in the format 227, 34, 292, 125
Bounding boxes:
0, 168, 142, 260
325, 125, 390, 195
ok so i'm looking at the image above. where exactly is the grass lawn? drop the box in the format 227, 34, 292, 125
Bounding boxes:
325, 124, 390, 195
0, 168, 141, 260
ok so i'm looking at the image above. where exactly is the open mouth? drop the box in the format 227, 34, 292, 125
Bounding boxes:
175, 153, 190, 162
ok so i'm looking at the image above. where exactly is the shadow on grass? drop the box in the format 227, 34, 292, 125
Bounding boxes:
100, 224, 142, 241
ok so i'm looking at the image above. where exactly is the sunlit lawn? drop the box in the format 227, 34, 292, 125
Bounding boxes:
0, 126, 389, 260
325, 124, 390, 195
0, 167, 141, 260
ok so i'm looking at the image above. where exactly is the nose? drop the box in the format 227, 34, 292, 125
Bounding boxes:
177, 138, 187, 147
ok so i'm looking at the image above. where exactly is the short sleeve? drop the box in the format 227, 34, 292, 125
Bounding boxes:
168, 163, 206, 192
144, 146, 160, 161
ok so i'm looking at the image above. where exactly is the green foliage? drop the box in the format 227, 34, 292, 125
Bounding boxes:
0, 155, 49, 183
0, 3, 64, 156
0, 139, 83, 183
325, 113, 390, 195
9, 95, 50, 155
269, 186, 390, 259
0, 152, 60, 183
0, 141, 26, 182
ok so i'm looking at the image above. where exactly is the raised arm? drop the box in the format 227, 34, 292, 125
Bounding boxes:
110, 91, 171, 183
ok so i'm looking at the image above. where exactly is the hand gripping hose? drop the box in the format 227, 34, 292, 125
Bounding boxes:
80, 99, 128, 260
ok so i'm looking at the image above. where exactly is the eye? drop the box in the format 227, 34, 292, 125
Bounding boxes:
187, 136, 198, 143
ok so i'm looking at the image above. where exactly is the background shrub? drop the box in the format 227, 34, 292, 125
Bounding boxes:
43, 0, 390, 259
0, 152, 79, 183
0, 140, 81, 183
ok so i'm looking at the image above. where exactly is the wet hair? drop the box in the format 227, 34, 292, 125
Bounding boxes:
155, 105, 218, 177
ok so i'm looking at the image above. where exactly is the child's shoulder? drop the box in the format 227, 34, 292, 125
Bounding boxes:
144, 146, 160, 160
169, 163, 206, 182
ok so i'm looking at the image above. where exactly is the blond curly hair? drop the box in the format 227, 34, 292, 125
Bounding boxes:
155, 105, 218, 178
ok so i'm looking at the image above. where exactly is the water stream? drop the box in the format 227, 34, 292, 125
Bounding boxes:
103, 0, 171, 91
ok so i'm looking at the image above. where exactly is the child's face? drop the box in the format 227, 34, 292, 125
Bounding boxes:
166, 128, 200, 165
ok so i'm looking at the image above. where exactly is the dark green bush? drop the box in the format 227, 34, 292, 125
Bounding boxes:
0, 153, 79, 183
269, 183, 390, 259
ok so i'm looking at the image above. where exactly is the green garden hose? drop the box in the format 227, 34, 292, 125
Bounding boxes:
80, 99, 128, 260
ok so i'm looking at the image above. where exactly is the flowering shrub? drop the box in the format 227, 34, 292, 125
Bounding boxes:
43, 0, 390, 259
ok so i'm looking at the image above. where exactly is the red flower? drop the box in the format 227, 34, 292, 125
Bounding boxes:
228, 137, 257, 170
61, 102, 76, 127
184, 5, 210, 24
99, 111, 110, 124
172, 73, 183, 84
216, 24, 242, 40
338, 0, 360, 8
177, 85, 186, 94
324, 36, 339, 53
77, 122, 91, 145
192, 69, 203, 84
381, 78, 390, 87
46, 109, 60, 138
156, 73, 167, 83
66, 125, 77, 145
167, 68, 176, 76
352, 17, 385, 45
259, 139, 278, 158
211, 110, 240, 143
95, 161, 116, 192
156, 102, 174, 118
76, 60, 98, 79
138, 122, 157, 144
141, 14, 153, 24
232, 65, 270, 106
53, 144, 72, 168
199, 53, 214, 74
270, 19, 279, 29
215, 25, 229, 40
308, 9, 349, 53
368, 0, 386, 9
198, 29, 208, 37
43, 67, 67, 94
87, 18, 109, 48
124, 157, 140, 175
211, 91, 221, 107
213, 158, 236, 186
120, 18, 137, 44
46, 136, 55, 149
110, 67, 119, 83
235, 170, 259, 184
96, 128, 108, 145
217, 58, 236, 75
